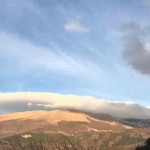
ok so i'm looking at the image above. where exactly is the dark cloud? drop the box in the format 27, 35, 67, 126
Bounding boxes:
121, 23, 150, 75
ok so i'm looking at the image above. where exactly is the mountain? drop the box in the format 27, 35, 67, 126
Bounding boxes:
0, 109, 133, 139
123, 118, 150, 128
0, 110, 150, 150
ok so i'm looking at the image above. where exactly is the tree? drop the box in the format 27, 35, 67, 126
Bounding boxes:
135, 138, 150, 150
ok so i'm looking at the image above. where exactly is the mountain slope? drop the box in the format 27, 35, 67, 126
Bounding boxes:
0, 110, 133, 139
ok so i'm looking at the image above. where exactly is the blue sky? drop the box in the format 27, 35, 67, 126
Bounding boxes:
0, 0, 150, 106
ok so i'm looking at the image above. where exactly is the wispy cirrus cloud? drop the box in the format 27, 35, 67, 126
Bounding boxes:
0, 32, 99, 77
0, 92, 150, 119
64, 21, 90, 33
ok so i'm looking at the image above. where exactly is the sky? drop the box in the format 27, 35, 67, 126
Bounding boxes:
0, 0, 150, 116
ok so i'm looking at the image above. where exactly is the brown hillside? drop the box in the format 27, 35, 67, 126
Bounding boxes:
0, 110, 133, 139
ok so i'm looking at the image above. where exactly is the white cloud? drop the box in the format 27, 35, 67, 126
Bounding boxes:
0, 32, 98, 77
0, 92, 150, 119
64, 22, 90, 33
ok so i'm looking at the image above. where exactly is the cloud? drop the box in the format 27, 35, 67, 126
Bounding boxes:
64, 21, 90, 33
121, 22, 150, 75
0, 92, 150, 119
0, 32, 98, 77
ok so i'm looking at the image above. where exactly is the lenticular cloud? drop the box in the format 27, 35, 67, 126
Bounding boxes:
0, 92, 150, 119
